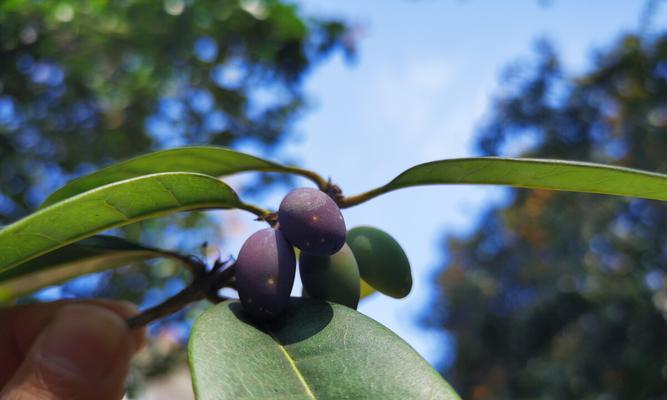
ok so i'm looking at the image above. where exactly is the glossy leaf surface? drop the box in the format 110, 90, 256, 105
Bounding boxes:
353, 158, 667, 204
42, 146, 289, 207
189, 298, 459, 400
0, 172, 241, 273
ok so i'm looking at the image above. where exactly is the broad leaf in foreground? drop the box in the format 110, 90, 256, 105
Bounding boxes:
0, 172, 242, 274
350, 158, 667, 205
42, 146, 295, 207
189, 298, 459, 400
0, 236, 183, 301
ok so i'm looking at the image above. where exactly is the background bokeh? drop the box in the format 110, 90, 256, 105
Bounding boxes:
3, 0, 667, 398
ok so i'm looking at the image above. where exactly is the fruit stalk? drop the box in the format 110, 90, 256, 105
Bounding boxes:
337, 186, 387, 208
282, 166, 330, 190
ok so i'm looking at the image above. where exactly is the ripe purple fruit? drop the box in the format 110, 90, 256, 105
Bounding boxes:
278, 187, 346, 256
235, 228, 296, 320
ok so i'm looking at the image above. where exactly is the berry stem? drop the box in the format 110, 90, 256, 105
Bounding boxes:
238, 202, 279, 226
283, 166, 329, 191
238, 202, 273, 219
337, 186, 387, 208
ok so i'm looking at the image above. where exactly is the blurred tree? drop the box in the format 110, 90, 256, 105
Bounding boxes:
428, 34, 667, 399
0, 0, 353, 221
0, 0, 353, 394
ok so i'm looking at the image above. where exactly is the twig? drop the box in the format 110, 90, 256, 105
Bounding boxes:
160, 252, 207, 277
126, 263, 236, 329
125, 280, 208, 329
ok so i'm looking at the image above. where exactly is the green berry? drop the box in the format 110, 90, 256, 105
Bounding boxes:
299, 243, 360, 309
347, 226, 412, 299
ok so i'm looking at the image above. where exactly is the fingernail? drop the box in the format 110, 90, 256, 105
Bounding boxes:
37, 304, 133, 380
87, 299, 147, 352
92, 299, 140, 319
112, 301, 148, 352
115, 300, 141, 317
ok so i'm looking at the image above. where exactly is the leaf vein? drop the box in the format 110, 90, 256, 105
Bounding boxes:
103, 200, 130, 220
16, 232, 64, 244
267, 330, 316, 400
155, 179, 183, 207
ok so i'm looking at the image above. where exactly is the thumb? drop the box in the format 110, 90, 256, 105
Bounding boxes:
1, 304, 137, 400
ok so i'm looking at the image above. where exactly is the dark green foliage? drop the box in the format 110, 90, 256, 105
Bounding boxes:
0, 1, 351, 222
347, 226, 412, 299
0, 235, 175, 300
300, 243, 361, 309
429, 36, 667, 399
0, 0, 350, 383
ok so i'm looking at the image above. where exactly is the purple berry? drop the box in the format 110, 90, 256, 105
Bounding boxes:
235, 228, 296, 320
278, 187, 346, 256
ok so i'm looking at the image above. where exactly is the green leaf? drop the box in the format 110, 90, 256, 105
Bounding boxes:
42, 146, 293, 207
0, 235, 182, 301
188, 298, 459, 400
350, 158, 667, 205
0, 172, 242, 274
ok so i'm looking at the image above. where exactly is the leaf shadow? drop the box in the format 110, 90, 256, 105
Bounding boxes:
229, 297, 334, 345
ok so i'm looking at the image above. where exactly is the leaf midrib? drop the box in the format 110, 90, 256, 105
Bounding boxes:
266, 329, 317, 400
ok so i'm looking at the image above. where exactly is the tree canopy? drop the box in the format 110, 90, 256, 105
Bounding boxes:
0, 0, 351, 222
0, 0, 352, 392
430, 35, 667, 399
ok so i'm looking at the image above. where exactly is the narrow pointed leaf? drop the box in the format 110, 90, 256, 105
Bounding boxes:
42, 146, 292, 207
0, 235, 184, 301
188, 298, 459, 400
0, 172, 242, 274
351, 158, 667, 205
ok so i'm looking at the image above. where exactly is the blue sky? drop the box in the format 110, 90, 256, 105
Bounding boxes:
221, 0, 667, 367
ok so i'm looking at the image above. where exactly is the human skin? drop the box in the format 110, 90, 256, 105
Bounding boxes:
0, 300, 146, 400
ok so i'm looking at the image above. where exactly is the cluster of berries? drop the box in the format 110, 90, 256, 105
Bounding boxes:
235, 187, 411, 321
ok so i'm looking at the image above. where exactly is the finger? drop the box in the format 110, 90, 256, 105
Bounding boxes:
0, 304, 138, 400
0, 300, 147, 388
6, 299, 147, 355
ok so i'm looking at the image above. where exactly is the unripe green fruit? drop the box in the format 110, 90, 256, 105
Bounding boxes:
299, 243, 360, 309
347, 226, 412, 299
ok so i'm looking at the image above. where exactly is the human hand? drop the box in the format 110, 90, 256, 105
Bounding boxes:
0, 300, 147, 400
